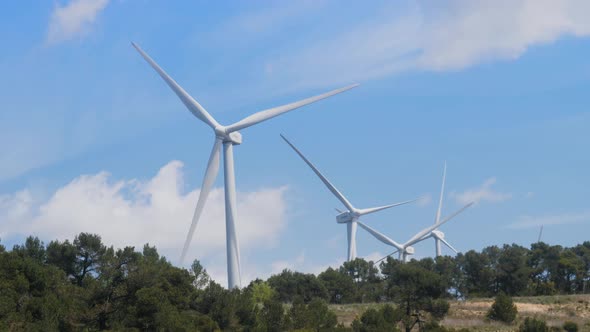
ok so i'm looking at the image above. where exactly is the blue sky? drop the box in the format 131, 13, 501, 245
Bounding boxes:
1, 0, 589, 285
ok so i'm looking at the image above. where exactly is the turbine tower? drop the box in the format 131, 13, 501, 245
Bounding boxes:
281, 135, 417, 261
362, 201, 474, 262
133, 43, 358, 289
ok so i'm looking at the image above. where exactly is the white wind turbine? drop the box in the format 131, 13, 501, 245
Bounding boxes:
133, 43, 358, 289
427, 162, 462, 257
363, 199, 474, 263
280, 135, 418, 262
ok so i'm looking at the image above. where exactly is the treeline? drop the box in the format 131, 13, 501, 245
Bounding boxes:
0, 234, 588, 331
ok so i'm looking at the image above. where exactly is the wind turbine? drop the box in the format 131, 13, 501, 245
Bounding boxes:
280, 135, 418, 262
428, 162, 462, 257
362, 201, 474, 262
537, 225, 544, 243
132, 43, 358, 289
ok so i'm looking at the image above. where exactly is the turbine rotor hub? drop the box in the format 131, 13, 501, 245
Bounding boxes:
215, 126, 243, 145
405, 246, 415, 255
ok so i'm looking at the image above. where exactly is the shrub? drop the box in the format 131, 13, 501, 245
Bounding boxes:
519, 317, 548, 332
487, 293, 517, 323
563, 321, 578, 332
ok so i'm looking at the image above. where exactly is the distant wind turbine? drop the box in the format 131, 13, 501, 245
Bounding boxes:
133, 43, 358, 289
364, 201, 474, 263
281, 134, 418, 261
537, 225, 544, 243
428, 162, 463, 257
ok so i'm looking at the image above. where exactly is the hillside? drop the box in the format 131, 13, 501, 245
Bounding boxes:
330, 294, 590, 331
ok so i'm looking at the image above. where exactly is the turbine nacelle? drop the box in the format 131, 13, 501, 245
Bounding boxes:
404, 246, 415, 255
336, 210, 359, 224
215, 126, 243, 145
431, 230, 445, 239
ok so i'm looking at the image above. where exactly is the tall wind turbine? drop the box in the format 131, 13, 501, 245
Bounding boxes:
428, 162, 462, 257
280, 135, 418, 261
132, 43, 358, 289
361, 201, 474, 262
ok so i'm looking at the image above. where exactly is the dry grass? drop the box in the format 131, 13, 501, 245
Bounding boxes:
329, 294, 590, 331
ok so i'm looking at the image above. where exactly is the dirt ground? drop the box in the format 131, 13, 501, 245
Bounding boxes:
329, 294, 590, 331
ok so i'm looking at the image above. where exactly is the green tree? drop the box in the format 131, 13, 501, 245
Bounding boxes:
267, 269, 329, 303
249, 279, 276, 304
12, 236, 46, 263
487, 293, 517, 323
519, 317, 548, 332
72, 233, 107, 285
496, 244, 531, 296
190, 259, 210, 290
383, 259, 449, 332
255, 297, 288, 332
318, 267, 356, 303
563, 321, 579, 332
351, 305, 400, 332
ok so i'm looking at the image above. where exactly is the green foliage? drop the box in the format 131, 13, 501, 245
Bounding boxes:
487, 293, 518, 323
318, 267, 356, 303
519, 317, 549, 332
190, 259, 210, 290
351, 305, 401, 332
268, 269, 329, 303
2, 233, 590, 330
563, 321, 579, 332
290, 296, 338, 331
383, 259, 450, 331
256, 297, 289, 332
249, 279, 276, 304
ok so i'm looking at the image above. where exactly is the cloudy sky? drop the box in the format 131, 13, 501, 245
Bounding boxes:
1, 0, 589, 286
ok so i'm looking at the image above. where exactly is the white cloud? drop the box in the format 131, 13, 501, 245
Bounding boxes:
47, 0, 110, 44
452, 177, 512, 205
417, 193, 432, 207
270, 251, 306, 275
509, 211, 590, 229
0, 161, 289, 271
228, 0, 590, 90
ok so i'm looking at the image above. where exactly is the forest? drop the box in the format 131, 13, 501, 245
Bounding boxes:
0, 233, 588, 331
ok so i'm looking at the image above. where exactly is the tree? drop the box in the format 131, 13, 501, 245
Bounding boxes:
519, 317, 548, 332
563, 321, 579, 332
318, 267, 356, 303
190, 259, 210, 290
267, 269, 328, 303
12, 236, 46, 263
496, 244, 530, 296
249, 280, 276, 304
73, 233, 107, 285
383, 259, 449, 332
290, 296, 338, 331
256, 297, 289, 332
487, 293, 517, 323
351, 305, 401, 332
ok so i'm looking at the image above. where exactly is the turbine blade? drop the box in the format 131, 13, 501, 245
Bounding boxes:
179, 138, 222, 263
438, 202, 474, 224
435, 162, 447, 224
357, 197, 419, 216
374, 249, 400, 265
438, 236, 458, 253
357, 221, 403, 250
132, 42, 220, 129
335, 208, 343, 214
281, 134, 355, 211
405, 202, 474, 247
225, 84, 359, 133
